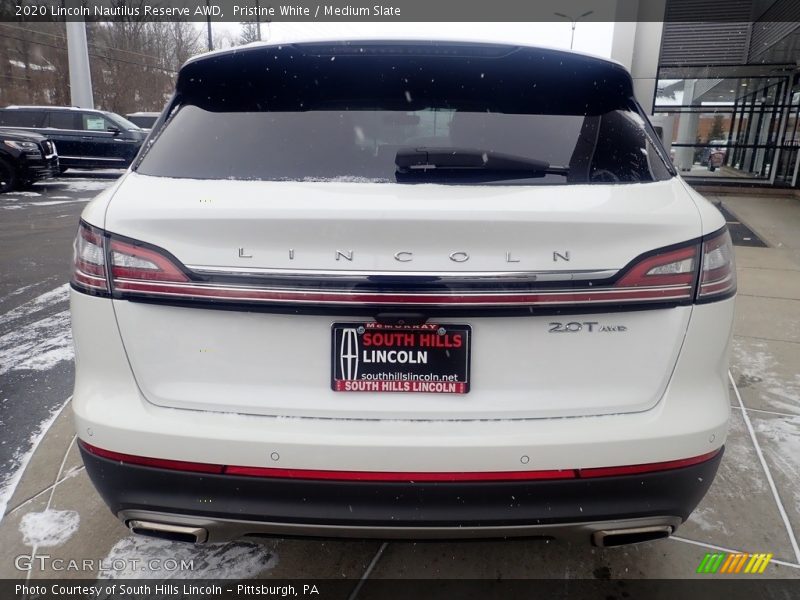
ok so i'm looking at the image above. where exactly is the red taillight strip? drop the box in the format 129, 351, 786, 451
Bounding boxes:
112, 279, 693, 306
79, 441, 720, 482
224, 465, 576, 481
80, 442, 224, 474
577, 450, 721, 478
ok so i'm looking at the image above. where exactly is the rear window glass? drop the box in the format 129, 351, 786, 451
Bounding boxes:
0, 110, 45, 128
137, 43, 672, 186
48, 112, 77, 130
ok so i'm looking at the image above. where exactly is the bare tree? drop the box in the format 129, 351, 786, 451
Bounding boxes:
0, 1, 203, 113
166, 21, 203, 70
213, 29, 237, 50
239, 22, 262, 45
0, 17, 70, 106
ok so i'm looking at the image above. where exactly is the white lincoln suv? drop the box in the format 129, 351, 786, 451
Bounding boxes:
71, 40, 735, 547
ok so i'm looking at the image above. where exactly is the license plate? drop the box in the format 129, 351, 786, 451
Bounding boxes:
331, 323, 471, 394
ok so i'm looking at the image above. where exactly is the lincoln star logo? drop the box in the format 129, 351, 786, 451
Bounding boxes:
340, 328, 359, 380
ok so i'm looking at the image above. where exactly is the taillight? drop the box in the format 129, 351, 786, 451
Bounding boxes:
613, 244, 699, 301
72, 221, 189, 297
612, 227, 736, 304
109, 238, 189, 284
72, 222, 109, 294
72, 222, 735, 308
697, 229, 736, 301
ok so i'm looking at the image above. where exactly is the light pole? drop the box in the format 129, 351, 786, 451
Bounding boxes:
65, 20, 94, 108
554, 10, 594, 50
206, 0, 213, 51
255, 0, 262, 41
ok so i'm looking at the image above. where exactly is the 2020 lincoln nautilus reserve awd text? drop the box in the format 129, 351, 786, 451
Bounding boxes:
70, 39, 735, 547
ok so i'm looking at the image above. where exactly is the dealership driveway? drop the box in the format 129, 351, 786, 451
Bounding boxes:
0, 177, 798, 584
0, 172, 118, 518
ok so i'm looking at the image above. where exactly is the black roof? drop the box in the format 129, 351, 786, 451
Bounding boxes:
175, 40, 635, 116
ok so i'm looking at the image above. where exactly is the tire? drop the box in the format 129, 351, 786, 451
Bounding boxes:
708, 165, 716, 172
0, 159, 17, 194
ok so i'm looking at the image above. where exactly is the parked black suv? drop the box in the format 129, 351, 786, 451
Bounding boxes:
125, 112, 160, 130
0, 106, 146, 171
0, 128, 59, 193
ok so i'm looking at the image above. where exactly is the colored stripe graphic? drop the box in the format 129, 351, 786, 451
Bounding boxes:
721, 553, 748, 573
745, 554, 773, 574
697, 552, 772, 574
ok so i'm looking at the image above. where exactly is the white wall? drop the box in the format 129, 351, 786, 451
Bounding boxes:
611, 0, 666, 114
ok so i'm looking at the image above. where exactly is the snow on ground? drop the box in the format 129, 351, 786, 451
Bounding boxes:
19, 509, 80, 547
0, 283, 69, 328
59, 178, 118, 193
732, 338, 800, 414
2, 200, 85, 209
0, 284, 75, 519
0, 191, 42, 197
714, 410, 767, 493
99, 536, 278, 580
2, 282, 40, 302
0, 174, 117, 209
688, 506, 731, 535
0, 284, 73, 376
753, 416, 800, 515
0, 401, 69, 520
0, 311, 74, 374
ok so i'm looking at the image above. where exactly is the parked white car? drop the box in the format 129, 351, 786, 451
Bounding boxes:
71, 39, 735, 547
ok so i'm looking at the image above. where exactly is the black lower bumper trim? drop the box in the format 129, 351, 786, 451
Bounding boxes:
80, 445, 723, 535
19, 156, 59, 182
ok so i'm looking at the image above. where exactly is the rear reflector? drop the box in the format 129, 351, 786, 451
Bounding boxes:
80, 442, 224, 474
577, 451, 722, 478
79, 441, 720, 482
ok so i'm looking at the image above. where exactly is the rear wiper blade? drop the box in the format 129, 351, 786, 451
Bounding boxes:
395, 147, 568, 177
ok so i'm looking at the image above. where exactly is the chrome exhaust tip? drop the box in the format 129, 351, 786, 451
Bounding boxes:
127, 520, 208, 544
592, 524, 673, 547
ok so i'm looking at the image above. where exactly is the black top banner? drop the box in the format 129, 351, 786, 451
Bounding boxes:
3, 0, 800, 23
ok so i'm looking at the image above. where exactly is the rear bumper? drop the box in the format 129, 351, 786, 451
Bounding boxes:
71, 291, 733, 474
80, 445, 722, 543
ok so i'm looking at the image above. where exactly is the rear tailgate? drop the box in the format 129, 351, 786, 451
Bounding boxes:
105, 174, 699, 420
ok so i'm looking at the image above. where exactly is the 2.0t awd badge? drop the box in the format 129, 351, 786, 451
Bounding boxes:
548, 321, 628, 333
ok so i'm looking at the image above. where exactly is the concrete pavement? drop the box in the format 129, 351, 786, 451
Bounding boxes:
0, 183, 799, 584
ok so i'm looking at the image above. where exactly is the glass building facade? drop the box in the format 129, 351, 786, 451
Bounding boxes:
654, 2, 800, 186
